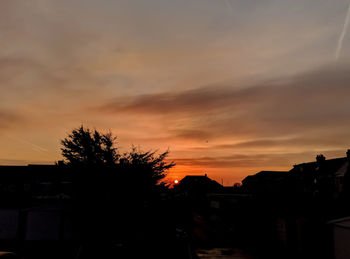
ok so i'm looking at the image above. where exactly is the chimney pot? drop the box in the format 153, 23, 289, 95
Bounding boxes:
316, 154, 326, 163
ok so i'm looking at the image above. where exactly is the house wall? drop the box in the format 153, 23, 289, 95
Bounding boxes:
0, 208, 73, 242
0, 210, 19, 240
333, 223, 350, 259
25, 211, 61, 241
276, 217, 288, 246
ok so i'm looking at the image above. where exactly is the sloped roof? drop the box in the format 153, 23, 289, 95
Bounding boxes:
335, 161, 349, 177
242, 171, 289, 184
178, 175, 222, 191
290, 157, 348, 176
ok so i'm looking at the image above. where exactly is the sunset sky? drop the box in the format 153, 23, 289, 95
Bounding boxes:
2, 0, 350, 184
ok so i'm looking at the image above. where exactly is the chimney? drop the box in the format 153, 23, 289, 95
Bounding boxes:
316, 154, 326, 164
347, 149, 350, 159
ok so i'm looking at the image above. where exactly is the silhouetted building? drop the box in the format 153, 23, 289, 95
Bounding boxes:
176, 174, 222, 194
241, 150, 350, 198
290, 151, 350, 197
242, 171, 290, 193
0, 164, 73, 208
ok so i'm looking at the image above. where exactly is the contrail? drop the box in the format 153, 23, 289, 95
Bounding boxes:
5, 134, 48, 153
335, 1, 350, 60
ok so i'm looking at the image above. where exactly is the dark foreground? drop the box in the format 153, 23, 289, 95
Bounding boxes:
2, 152, 350, 259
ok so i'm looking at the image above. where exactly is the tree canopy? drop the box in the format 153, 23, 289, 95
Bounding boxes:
119, 147, 175, 187
60, 125, 175, 186
61, 125, 119, 167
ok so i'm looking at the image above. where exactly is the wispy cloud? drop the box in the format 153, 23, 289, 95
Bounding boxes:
0, 110, 22, 130
173, 150, 339, 169
1, 0, 350, 182
96, 62, 350, 180
98, 63, 350, 140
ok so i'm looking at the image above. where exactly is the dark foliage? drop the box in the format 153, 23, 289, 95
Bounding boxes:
61, 125, 175, 186
58, 126, 185, 258
119, 147, 175, 187
61, 125, 119, 167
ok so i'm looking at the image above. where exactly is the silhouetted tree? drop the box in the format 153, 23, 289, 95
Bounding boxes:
60, 126, 190, 259
119, 147, 175, 188
61, 125, 119, 167
61, 125, 175, 189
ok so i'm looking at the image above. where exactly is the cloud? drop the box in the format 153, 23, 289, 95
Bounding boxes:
2, 0, 350, 181
0, 110, 22, 130
101, 63, 350, 116
215, 136, 349, 150
174, 151, 317, 169
174, 148, 350, 171
98, 62, 350, 142
98, 87, 236, 115
169, 129, 213, 140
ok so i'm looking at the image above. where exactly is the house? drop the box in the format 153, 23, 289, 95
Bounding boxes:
290, 150, 350, 197
241, 150, 350, 198
241, 171, 290, 193
24, 205, 74, 242
0, 210, 20, 241
176, 174, 223, 194
0, 164, 73, 206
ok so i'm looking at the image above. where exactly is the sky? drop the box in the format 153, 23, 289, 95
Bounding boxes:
2, 0, 350, 185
